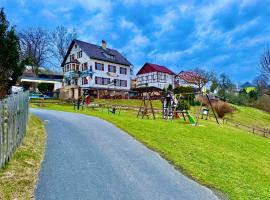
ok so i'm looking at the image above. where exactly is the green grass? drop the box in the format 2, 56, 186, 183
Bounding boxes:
35, 103, 270, 200
94, 98, 162, 108
226, 105, 270, 131
0, 115, 46, 200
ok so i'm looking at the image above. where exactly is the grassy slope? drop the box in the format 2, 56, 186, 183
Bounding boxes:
227, 105, 270, 130
0, 115, 46, 200
35, 104, 270, 200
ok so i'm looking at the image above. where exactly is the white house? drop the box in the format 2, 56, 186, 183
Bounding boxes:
61, 40, 132, 99
136, 63, 175, 90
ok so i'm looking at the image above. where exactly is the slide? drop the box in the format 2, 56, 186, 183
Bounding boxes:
186, 111, 196, 124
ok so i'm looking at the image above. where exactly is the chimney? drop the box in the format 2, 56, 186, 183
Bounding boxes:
102, 40, 107, 50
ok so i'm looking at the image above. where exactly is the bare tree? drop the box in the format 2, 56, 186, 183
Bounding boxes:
183, 68, 214, 92
50, 26, 77, 67
253, 74, 269, 96
260, 48, 270, 81
19, 27, 50, 75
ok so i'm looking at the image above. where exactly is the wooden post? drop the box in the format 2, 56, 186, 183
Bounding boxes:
206, 94, 219, 124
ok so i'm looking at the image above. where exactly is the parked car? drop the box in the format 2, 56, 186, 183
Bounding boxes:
29, 92, 52, 99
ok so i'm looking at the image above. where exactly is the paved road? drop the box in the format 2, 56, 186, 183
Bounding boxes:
32, 109, 219, 200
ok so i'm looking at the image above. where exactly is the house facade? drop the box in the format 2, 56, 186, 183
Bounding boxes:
136, 63, 175, 90
174, 71, 200, 89
61, 40, 132, 99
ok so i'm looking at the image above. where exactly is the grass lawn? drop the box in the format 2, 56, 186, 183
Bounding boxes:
0, 115, 46, 200
33, 103, 270, 200
227, 105, 270, 131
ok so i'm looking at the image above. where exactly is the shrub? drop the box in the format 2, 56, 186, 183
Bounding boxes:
176, 101, 190, 111
212, 102, 234, 118
253, 94, 270, 113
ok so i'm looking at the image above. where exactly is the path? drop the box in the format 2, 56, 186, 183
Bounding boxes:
31, 109, 219, 200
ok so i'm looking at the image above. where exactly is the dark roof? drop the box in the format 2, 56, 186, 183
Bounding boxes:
133, 86, 163, 92
240, 82, 255, 88
38, 74, 63, 80
62, 40, 132, 67
137, 63, 175, 75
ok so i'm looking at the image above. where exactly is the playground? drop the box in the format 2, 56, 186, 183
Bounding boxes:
30, 100, 270, 200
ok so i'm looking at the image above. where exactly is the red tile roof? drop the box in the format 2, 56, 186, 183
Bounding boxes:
137, 63, 175, 75
177, 71, 200, 83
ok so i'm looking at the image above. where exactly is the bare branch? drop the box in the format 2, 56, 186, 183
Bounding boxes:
50, 26, 77, 66
260, 48, 270, 80
19, 27, 50, 75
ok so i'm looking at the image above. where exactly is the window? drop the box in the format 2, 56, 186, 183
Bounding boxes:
77, 51, 82, 58
102, 78, 110, 85
113, 79, 120, 86
75, 44, 77, 49
70, 54, 75, 61
95, 62, 104, 71
76, 64, 79, 71
120, 80, 127, 87
108, 65, 116, 73
82, 77, 88, 85
82, 62, 88, 71
120, 67, 127, 75
103, 53, 115, 60
95, 77, 103, 84
72, 64, 75, 70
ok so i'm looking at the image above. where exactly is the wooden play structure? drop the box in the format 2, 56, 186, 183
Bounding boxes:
162, 91, 219, 126
137, 92, 155, 119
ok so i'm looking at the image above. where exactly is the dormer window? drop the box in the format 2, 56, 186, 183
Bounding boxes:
102, 52, 115, 60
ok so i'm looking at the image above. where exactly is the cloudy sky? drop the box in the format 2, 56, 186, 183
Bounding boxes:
1, 0, 270, 83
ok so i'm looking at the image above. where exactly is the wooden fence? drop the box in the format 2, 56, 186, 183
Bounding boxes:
0, 91, 29, 168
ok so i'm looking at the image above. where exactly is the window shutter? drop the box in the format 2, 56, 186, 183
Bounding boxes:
114, 66, 116, 73
102, 64, 104, 71
95, 63, 97, 70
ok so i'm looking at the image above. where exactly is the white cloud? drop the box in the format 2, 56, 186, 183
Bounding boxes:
84, 12, 111, 31
154, 9, 179, 37
41, 9, 57, 19
122, 0, 166, 6
119, 18, 140, 33
130, 34, 149, 46
77, 0, 112, 12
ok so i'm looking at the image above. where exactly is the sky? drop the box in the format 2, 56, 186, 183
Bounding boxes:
1, 0, 270, 84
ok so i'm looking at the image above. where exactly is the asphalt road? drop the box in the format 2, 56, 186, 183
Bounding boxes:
32, 108, 219, 200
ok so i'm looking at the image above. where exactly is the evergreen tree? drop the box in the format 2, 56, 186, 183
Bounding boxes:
0, 8, 22, 98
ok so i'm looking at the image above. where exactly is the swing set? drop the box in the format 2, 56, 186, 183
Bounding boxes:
162, 91, 219, 126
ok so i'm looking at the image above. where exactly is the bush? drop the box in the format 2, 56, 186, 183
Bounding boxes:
176, 101, 190, 111
253, 95, 270, 113
227, 92, 249, 106
212, 102, 234, 118
173, 86, 194, 95
38, 83, 54, 93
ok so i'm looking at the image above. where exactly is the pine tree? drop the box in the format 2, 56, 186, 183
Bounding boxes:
0, 8, 22, 98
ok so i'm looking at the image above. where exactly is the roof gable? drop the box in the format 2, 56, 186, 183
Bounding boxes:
137, 63, 175, 75
176, 71, 201, 83
61, 40, 132, 67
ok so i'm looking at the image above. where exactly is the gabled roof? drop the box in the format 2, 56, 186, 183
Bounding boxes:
137, 63, 175, 75
176, 71, 200, 83
240, 82, 255, 88
61, 39, 132, 67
